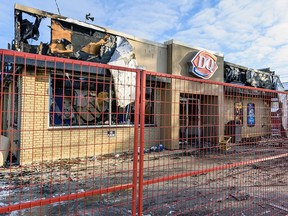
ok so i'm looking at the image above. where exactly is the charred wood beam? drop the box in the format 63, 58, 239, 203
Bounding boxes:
14, 4, 67, 53
14, 4, 65, 20
14, 9, 43, 52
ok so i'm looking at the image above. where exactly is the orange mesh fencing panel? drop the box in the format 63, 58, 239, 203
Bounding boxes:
137, 70, 288, 215
0, 50, 287, 215
0, 50, 140, 215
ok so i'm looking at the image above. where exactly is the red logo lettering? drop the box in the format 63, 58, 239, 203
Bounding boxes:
190, 51, 218, 79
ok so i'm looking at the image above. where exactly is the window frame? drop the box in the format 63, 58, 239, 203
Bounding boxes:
48, 72, 156, 129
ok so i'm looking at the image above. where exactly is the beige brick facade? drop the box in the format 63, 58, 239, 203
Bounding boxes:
19, 72, 160, 164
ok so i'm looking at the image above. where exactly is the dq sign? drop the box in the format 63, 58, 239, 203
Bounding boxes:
189, 50, 218, 79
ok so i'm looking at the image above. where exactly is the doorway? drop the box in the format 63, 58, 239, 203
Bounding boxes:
179, 97, 201, 146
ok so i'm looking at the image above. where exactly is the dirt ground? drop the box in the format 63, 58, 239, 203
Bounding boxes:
0, 139, 287, 215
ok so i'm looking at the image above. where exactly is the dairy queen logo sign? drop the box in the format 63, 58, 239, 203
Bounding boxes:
189, 50, 218, 79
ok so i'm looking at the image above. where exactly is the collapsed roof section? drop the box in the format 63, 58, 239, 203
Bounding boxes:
14, 4, 116, 63
224, 62, 283, 91
13, 4, 283, 92
14, 4, 139, 108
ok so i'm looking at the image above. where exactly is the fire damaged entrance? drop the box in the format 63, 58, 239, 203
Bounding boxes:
179, 95, 201, 146
179, 94, 219, 148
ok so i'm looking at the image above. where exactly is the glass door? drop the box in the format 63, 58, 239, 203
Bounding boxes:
180, 97, 201, 146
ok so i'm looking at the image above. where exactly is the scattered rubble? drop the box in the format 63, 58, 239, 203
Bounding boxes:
0, 145, 287, 215
230, 191, 250, 201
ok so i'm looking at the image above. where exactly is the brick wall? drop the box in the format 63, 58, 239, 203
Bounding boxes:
20, 72, 160, 164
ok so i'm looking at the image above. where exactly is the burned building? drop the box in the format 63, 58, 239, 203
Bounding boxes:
0, 4, 287, 165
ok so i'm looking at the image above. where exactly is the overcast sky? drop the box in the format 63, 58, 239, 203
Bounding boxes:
0, 0, 287, 82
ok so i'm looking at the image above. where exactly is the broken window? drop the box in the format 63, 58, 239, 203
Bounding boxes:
49, 73, 155, 127
12, 77, 19, 128
144, 87, 155, 124
119, 87, 155, 125
50, 72, 112, 126
1, 63, 21, 129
